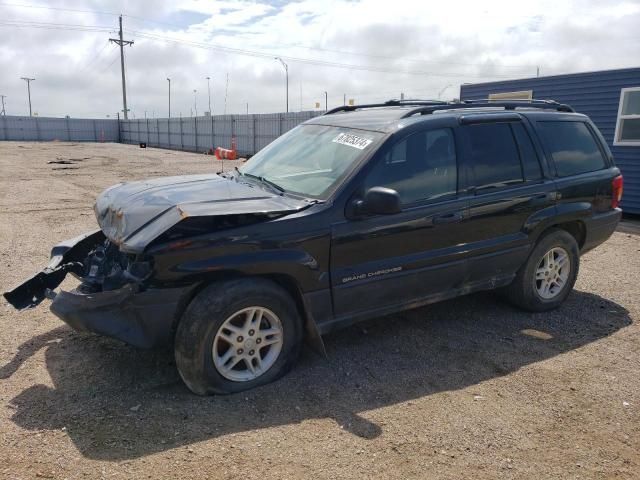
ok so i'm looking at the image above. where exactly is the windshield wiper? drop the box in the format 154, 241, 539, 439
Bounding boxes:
242, 172, 285, 193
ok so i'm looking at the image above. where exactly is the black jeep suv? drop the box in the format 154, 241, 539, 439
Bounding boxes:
4, 99, 623, 395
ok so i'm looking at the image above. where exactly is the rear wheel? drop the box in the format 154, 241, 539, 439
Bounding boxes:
174, 278, 302, 395
504, 229, 579, 312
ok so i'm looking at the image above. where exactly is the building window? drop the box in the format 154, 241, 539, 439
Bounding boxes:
614, 87, 640, 146
488, 90, 533, 101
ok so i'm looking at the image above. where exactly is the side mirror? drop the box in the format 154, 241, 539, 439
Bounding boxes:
352, 186, 402, 216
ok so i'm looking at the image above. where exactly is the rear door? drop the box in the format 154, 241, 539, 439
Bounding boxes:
459, 116, 558, 283
534, 118, 617, 214
330, 122, 470, 318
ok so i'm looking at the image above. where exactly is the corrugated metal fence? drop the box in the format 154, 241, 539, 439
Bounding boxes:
0, 111, 324, 156
0, 115, 120, 142
119, 111, 324, 156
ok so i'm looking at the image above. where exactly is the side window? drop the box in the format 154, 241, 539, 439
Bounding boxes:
364, 128, 457, 204
511, 122, 542, 181
536, 121, 607, 177
465, 123, 524, 189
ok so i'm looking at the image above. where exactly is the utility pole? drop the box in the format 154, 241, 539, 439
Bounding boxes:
166, 78, 171, 118
275, 57, 288, 113
109, 15, 133, 119
0, 95, 6, 115
20, 77, 35, 116
324, 91, 328, 112
206, 76, 212, 115
246, 102, 249, 115
343, 93, 346, 106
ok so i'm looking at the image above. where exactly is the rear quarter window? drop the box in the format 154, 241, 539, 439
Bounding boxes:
536, 121, 607, 177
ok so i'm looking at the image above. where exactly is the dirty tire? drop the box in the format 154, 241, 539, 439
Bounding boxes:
504, 228, 580, 312
174, 278, 303, 395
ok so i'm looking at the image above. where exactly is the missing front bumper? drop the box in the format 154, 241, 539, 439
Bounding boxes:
50, 284, 192, 348
3, 229, 194, 348
3, 230, 104, 310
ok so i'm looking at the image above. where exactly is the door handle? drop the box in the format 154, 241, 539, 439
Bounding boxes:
532, 191, 560, 203
432, 211, 463, 225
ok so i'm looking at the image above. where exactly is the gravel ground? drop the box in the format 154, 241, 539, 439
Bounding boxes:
0, 141, 638, 480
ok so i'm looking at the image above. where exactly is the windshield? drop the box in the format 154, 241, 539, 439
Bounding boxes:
239, 124, 384, 199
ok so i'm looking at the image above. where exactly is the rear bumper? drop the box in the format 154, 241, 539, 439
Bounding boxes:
50, 284, 193, 348
582, 208, 622, 253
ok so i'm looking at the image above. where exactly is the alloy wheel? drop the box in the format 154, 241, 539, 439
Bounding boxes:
212, 307, 284, 382
534, 246, 571, 300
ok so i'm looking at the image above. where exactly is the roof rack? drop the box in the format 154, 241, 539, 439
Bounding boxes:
401, 99, 574, 117
324, 98, 574, 117
324, 99, 448, 115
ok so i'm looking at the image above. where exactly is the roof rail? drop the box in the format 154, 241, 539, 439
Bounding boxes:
324, 99, 448, 115
400, 99, 574, 117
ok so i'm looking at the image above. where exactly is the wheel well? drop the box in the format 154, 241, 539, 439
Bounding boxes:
170, 272, 312, 343
260, 274, 308, 319
549, 220, 586, 249
257, 274, 326, 354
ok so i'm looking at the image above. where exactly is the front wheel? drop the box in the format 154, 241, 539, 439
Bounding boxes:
174, 278, 303, 395
504, 229, 580, 312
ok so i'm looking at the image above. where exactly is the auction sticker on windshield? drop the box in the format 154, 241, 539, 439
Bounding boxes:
332, 132, 373, 150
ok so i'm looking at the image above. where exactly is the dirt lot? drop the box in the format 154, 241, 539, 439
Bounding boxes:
0, 141, 638, 479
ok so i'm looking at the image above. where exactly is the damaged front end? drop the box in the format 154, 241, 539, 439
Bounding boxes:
4, 173, 309, 348
4, 230, 104, 310
3, 230, 191, 348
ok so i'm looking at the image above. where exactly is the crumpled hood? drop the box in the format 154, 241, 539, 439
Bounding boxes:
94, 173, 308, 253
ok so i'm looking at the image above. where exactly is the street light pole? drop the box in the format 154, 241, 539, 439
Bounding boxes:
167, 78, 171, 118
324, 91, 328, 112
437, 84, 453, 99
20, 77, 35, 116
275, 57, 288, 113
206, 76, 212, 115
193, 89, 198, 117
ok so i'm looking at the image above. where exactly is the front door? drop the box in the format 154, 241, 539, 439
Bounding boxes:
330, 125, 470, 318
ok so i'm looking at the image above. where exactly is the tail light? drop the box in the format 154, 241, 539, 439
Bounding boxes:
611, 175, 623, 209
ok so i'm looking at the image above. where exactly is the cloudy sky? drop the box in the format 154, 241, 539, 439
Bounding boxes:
0, 0, 638, 118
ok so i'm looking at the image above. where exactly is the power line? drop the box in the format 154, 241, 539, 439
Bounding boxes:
127, 30, 526, 79
226, 35, 537, 70
0, 19, 536, 73
0, 2, 183, 29
99, 47, 120, 72
0, 2, 117, 17
0, 19, 112, 32
77, 40, 112, 74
